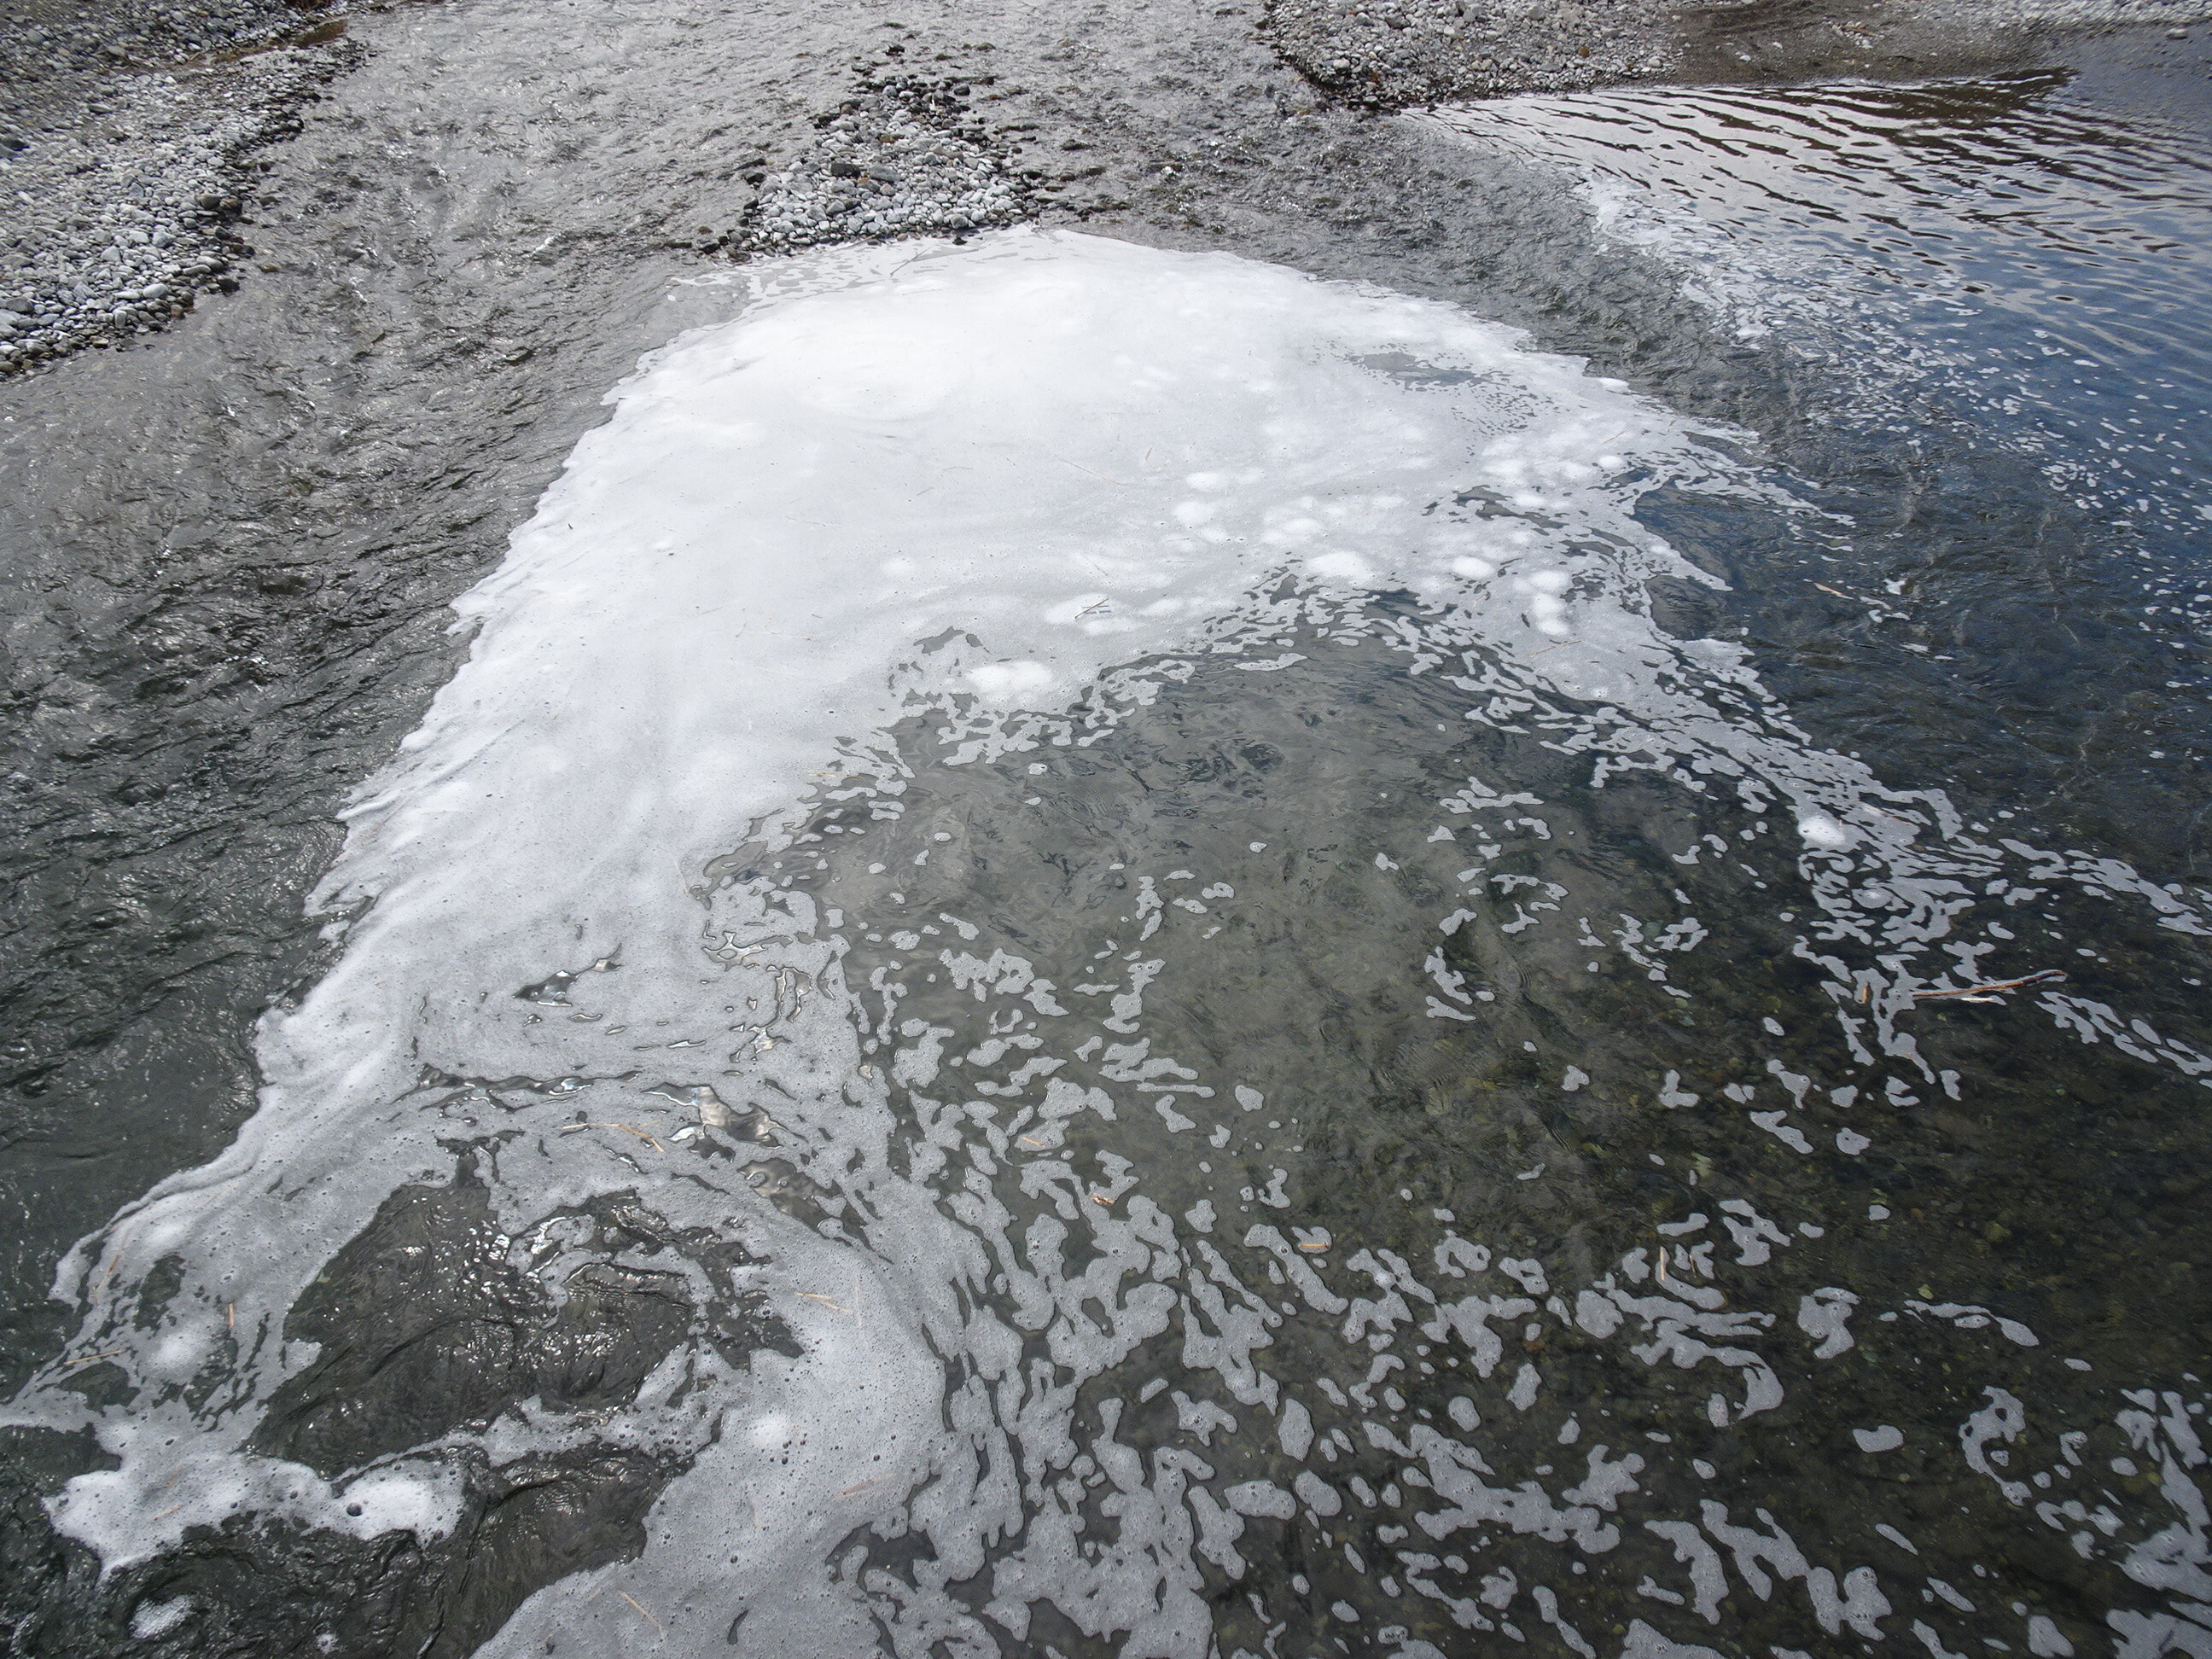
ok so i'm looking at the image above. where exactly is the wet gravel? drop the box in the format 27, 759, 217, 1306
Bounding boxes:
1263, 0, 2212, 109
0, 0, 325, 85
0, 0, 370, 378
736, 55, 1028, 255
1265, 0, 1675, 108
0, 37, 358, 374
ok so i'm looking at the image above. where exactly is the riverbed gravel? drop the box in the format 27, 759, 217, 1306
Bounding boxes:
14, 0, 2212, 375
736, 56, 1030, 254
0, 0, 322, 87
1265, 0, 1677, 108
1262, 0, 2212, 109
0, 4, 358, 375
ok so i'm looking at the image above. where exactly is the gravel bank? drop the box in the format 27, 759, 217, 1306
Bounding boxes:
0, 3, 362, 375
736, 55, 1030, 254
0, 0, 316, 89
1264, 0, 2212, 109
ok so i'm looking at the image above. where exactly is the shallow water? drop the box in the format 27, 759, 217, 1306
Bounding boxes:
1423, 62, 2212, 528
3, 14, 2209, 1659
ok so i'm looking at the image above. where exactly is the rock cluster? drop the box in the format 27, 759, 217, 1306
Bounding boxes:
0, 0, 319, 90
0, 7, 358, 375
1262, 0, 1677, 109
736, 59, 1029, 255
1263, 0, 2212, 111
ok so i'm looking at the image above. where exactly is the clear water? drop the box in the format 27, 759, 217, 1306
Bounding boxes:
6, 32, 2212, 1659
1423, 68, 2212, 538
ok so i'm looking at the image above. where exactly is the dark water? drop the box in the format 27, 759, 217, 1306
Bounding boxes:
1, 9, 2209, 1659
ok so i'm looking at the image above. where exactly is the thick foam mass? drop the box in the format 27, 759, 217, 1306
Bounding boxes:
277, 228, 1749, 1097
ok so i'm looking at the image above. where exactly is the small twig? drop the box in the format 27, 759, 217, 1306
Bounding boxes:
1055, 455, 1132, 487
1813, 582, 1851, 598
63, 1350, 122, 1372
152, 1504, 184, 1522
839, 1476, 886, 1497
1912, 969, 2067, 1002
96, 1222, 136, 1295
1018, 1135, 1045, 1149
620, 1592, 661, 1633
1090, 1192, 1114, 1208
797, 1292, 851, 1314
560, 1121, 664, 1152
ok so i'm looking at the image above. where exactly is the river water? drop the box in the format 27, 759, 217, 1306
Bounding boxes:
2, 12, 2209, 1659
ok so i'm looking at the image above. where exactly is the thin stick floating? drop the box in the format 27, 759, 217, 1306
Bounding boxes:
1912, 969, 2067, 1002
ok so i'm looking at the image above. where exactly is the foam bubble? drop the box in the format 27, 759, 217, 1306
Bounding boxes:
1797, 813, 1851, 849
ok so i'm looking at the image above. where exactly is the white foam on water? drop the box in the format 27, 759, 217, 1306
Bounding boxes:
288, 222, 1764, 1080
8, 225, 1758, 1580
9, 230, 2210, 1656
